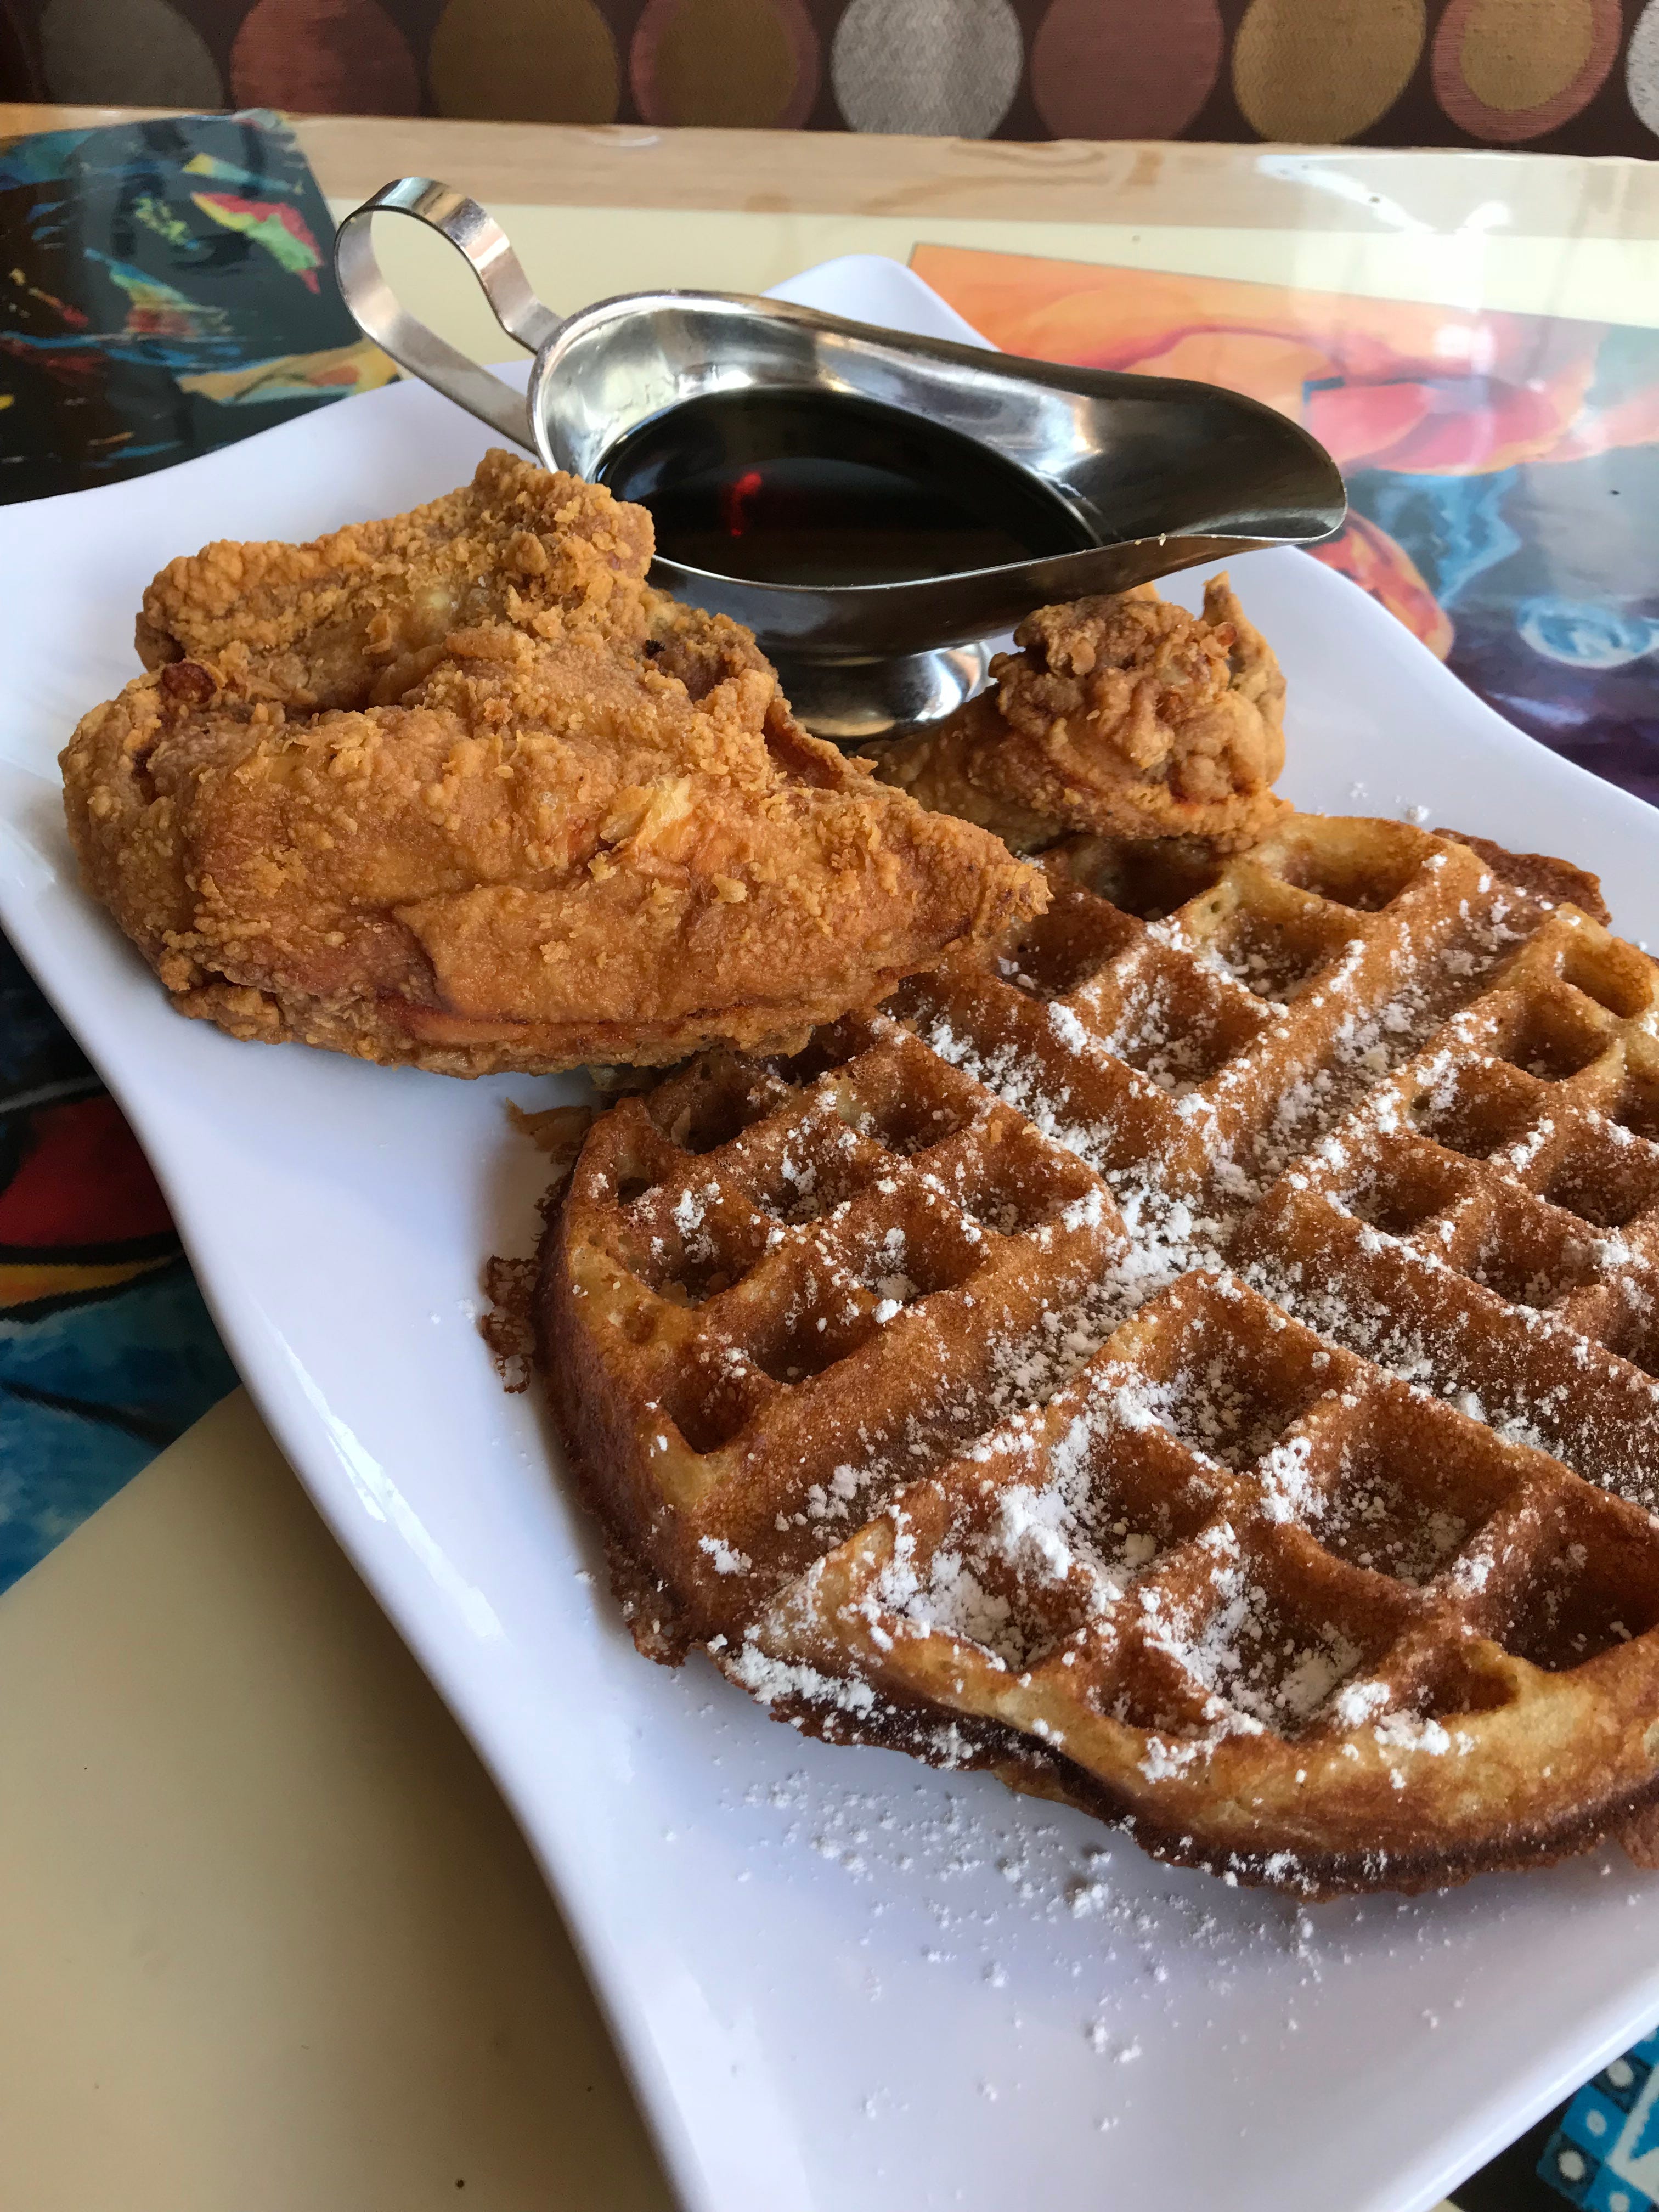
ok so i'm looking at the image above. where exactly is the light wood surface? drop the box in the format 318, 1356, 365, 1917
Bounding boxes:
4, 102, 1659, 236
0, 1391, 673, 2212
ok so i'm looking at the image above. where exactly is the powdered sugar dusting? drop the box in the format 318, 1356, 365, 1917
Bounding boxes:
574, 821, 1659, 1905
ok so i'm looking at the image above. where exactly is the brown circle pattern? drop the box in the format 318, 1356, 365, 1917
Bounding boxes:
230, 0, 419, 113
13, 0, 1659, 153
1030, 0, 1223, 141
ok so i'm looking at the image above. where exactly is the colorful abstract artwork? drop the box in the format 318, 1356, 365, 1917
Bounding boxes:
912, 246, 1659, 806
0, 934, 237, 1594
0, 110, 374, 1587
1538, 2028, 1659, 2211
0, 108, 393, 505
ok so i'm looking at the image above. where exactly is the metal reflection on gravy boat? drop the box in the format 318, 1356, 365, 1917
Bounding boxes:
335, 178, 1345, 741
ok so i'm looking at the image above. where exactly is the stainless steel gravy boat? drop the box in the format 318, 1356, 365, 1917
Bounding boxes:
335, 178, 1345, 739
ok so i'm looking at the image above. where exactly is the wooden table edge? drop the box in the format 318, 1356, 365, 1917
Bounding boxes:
3, 103, 1657, 235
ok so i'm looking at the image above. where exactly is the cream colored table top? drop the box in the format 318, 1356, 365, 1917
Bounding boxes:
0, 1390, 672, 2210
4, 104, 1649, 2210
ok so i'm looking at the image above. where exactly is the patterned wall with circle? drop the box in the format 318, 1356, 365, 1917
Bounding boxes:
8, 0, 1659, 151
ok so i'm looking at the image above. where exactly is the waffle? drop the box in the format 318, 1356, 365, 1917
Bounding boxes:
536, 814, 1659, 1894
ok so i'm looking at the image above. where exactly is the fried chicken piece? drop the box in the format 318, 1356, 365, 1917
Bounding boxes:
639, 591, 775, 698
91, 453, 1044, 1072
63, 622, 1045, 1077
873, 576, 1289, 855
135, 448, 658, 710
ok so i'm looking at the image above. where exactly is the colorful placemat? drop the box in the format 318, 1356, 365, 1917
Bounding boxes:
913, 244, 1659, 807
0, 108, 383, 1588
0, 933, 236, 1594
1538, 2029, 1659, 2211
0, 106, 392, 504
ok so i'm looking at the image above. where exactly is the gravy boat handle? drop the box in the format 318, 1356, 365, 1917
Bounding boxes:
333, 178, 561, 453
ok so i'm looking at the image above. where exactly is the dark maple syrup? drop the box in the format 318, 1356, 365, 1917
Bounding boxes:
596, 387, 1092, 586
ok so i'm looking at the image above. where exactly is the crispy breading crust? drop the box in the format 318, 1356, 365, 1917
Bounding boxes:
67, 451, 1051, 1074
134, 448, 660, 710
63, 627, 1045, 1077
872, 575, 1289, 854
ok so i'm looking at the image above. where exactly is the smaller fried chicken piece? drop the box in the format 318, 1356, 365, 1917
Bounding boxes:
873, 575, 1288, 855
136, 448, 658, 710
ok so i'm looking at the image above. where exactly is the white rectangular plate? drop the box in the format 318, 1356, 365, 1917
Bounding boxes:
5, 257, 1658, 2212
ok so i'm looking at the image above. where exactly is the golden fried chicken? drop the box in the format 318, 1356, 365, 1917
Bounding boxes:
63, 619, 1043, 1077
135, 448, 658, 710
872, 576, 1289, 855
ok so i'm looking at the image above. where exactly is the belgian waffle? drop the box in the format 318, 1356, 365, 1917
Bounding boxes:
537, 814, 1659, 1893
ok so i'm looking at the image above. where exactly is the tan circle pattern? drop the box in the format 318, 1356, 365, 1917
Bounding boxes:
430, 0, 619, 122
631, 0, 817, 128
1233, 0, 1426, 142
1432, 0, 1620, 140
